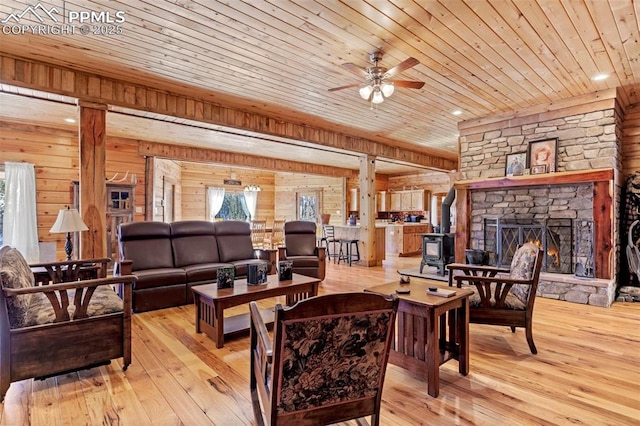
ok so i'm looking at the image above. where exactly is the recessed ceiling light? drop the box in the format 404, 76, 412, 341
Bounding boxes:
592, 73, 608, 81
452, 110, 462, 116
64, 118, 76, 123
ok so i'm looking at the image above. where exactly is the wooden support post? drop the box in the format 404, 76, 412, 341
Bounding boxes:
454, 187, 470, 263
359, 155, 377, 266
593, 180, 613, 279
78, 101, 107, 259
145, 156, 154, 221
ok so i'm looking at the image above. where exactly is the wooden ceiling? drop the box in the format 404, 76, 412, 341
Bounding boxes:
1, 0, 639, 175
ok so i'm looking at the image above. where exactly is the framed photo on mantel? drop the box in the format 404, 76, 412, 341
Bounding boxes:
527, 138, 558, 173
505, 151, 526, 176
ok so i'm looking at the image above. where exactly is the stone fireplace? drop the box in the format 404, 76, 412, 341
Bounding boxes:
455, 99, 622, 307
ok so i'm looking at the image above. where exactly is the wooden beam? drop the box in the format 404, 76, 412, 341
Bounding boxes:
593, 181, 613, 279
78, 102, 107, 259
137, 141, 357, 177
0, 54, 457, 171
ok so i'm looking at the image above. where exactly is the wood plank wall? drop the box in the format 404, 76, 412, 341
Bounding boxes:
623, 103, 640, 178
388, 171, 453, 193
152, 158, 182, 222
0, 121, 145, 260
275, 173, 344, 225
180, 163, 275, 223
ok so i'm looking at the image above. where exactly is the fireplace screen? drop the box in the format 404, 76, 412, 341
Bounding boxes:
484, 218, 573, 274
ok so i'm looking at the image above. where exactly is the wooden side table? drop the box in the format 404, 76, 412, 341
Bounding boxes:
366, 280, 473, 397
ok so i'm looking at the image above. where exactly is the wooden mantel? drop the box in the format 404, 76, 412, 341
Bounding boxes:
454, 168, 614, 279
454, 168, 614, 190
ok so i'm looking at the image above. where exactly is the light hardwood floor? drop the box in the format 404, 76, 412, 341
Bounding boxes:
1, 255, 639, 425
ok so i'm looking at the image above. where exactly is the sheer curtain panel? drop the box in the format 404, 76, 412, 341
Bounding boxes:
3, 162, 39, 262
207, 187, 225, 221
243, 189, 258, 221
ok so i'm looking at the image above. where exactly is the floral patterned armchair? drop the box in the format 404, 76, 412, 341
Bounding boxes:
447, 242, 543, 354
249, 292, 398, 425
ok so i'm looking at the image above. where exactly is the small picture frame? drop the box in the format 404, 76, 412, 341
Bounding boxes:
216, 266, 235, 289
247, 262, 269, 285
531, 164, 548, 175
278, 260, 293, 281
505, 151, 527, 176
527, 138, 558, 173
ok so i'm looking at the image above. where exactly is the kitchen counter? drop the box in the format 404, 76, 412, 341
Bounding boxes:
331, 224, 386, 266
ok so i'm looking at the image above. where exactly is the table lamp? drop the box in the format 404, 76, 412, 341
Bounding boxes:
50, 206, 89, 260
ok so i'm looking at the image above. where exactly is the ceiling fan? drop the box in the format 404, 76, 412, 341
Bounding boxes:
328, 51, 425, 104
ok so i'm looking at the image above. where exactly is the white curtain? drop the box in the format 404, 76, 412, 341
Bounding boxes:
243, 189, 258, 221
207, 187, 225, 221
3, 162, 39, 262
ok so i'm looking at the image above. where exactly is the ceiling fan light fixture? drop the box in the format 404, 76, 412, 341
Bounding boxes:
359, 85, 373, 100
381, 82, 394, 97
371, 88, 385, 104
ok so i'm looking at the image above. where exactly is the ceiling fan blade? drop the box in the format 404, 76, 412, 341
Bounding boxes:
384, 57, 420, 78
390, 80, 425, 89
341, 63, 368, 78
328, 83, 360, 92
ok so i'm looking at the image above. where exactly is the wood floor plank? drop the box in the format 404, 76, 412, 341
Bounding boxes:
1, 254, 639, 425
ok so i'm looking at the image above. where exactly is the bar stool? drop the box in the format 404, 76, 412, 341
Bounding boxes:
320, 225, 339, 263
337, 239, 360, 266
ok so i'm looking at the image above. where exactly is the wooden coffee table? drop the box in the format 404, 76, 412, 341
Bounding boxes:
366, 280, 473, 397
192, 273, 320, 348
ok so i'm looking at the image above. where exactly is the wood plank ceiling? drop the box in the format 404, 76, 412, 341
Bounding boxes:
0, 0, 639, 175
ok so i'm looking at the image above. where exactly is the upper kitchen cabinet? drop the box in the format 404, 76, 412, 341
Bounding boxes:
376, 191, 391, 212
387, 189, 430, 211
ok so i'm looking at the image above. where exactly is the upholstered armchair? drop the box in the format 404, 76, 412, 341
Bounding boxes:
278, 221, 326, 280
249, 292, 399, 425
0, 246, 136, 401
447, 242, 543, 354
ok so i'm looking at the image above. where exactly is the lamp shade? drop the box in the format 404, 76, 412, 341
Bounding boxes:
50, 207, 89, 233
371, 88, 384, 104
359, 85, 373, 100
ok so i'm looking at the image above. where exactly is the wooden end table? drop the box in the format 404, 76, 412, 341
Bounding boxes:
366, 280, 473, 397
192, 273, 320, 348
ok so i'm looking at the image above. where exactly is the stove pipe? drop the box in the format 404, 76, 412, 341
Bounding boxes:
441, 187, 455, 234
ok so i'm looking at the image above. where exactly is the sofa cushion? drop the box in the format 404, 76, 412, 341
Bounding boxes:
119, 222, 175, 271
183, 263, 229, 282
0, 247, 35, 329
170, 221, 220, 267
215, 221, 256, 262
132, 268, 187, 290
468, 285, 527, 310
22, 286, 123, 328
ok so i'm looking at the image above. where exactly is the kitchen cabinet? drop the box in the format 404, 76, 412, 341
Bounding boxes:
376, 191, 390, 212
387, 189, 430, 211
385, 224, 432, 256
390, 193, 402, 211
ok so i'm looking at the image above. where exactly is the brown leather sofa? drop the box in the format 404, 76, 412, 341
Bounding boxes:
116, 220, 276, 312
278, 221, 326, 280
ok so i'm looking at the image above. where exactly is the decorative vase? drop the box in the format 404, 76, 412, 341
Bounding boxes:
320, 214, 331, 225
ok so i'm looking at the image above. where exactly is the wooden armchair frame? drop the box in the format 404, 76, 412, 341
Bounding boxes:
250, 292, 399, 426
0, 251, 136, 401
447, 245, 543, 354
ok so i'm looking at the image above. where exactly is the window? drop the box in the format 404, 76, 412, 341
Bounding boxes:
216, 192, 249, 221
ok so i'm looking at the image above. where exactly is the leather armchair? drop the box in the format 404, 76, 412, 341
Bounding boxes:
278, 221, 326, 280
